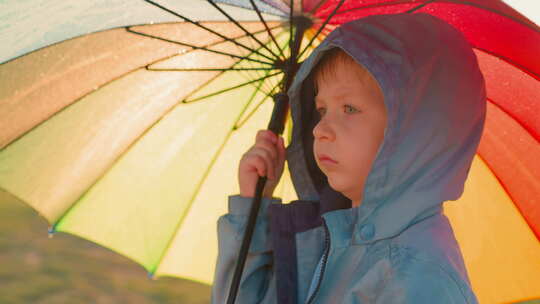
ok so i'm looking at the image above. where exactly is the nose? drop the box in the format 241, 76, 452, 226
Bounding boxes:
312, 116, 335, 141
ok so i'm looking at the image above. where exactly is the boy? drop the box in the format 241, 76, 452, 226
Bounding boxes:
212, 12, 485, 303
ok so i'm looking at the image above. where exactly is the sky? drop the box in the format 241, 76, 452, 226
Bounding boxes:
502, 0, 540, 25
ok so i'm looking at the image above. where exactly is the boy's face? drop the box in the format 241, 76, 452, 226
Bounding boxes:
313, 62, 387, 206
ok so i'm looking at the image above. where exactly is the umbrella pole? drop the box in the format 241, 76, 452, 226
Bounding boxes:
227, 14, 312, 304
226, 93, 287, 304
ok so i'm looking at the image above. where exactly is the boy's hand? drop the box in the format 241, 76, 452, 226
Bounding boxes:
238, 130, 286, 198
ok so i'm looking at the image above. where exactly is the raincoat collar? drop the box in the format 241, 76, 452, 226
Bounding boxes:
284, 12, 486, 244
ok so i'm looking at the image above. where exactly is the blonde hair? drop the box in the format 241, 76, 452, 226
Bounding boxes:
312, 47, 373, 95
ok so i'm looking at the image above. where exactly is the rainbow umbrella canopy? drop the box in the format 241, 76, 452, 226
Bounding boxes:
0, 0, 539, 303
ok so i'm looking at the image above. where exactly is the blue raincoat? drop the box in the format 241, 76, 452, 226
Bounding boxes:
211, 12, 485, 304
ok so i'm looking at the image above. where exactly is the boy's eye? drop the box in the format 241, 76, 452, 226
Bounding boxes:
316, 105, 358, 117
344, 104, 358, 113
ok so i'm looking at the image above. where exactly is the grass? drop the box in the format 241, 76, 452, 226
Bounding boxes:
0, 194, 211, 304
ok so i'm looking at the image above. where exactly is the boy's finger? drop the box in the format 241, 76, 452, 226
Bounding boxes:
255, 154, 271, 179
255, 141, 278, 162
259, 150, 274, 179
267, 130, 277, 143
257, 129, 276, 144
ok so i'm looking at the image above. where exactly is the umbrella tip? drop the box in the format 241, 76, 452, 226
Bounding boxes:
48, 225, 55, 238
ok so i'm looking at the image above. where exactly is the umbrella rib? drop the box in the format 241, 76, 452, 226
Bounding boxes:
180, 29, 289, 103
183, 71, 283, 103
249, 0, 287, 61
229, 27, 270, 92
211, 0, 286, 17
214, 27, 292, 94
40, 28, 286, 239
445, 0, 540, 33
206, 0, 282, 61
147, 67, 277, 72
43, 31, 285, 234
332, 0, 422, 16
142, 0, 277, 63
148, 122, 236, 276
330, 0, 540, 78
126, 27, 274, 66
297, 0, 346, 60
235, 77, 284, 129
316, 0, 540, 78
237, 21, 290, 94
232, 69, 276, 131
288, 0, 294, 61
8, 26, 287, 241
404, 0, 438, 13
2, 25, 273, 152
248, 70, 284, 101
485, 96, 539, 143
132, 23, 282, 68
256, 0, 289, 14
332, 0, 540, 34
473, 45, 540, 81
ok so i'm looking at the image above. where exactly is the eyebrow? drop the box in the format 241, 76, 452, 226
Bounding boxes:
314, 92, 348, 105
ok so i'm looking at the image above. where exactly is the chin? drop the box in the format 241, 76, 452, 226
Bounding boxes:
327, 177, 344, 193
327, 177, 355, 198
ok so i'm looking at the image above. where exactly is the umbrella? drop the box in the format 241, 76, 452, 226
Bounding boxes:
0, 0, 539, 303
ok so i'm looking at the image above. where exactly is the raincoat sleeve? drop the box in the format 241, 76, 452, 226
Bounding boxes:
373, 251, 477, 304
210, 194, 282, 304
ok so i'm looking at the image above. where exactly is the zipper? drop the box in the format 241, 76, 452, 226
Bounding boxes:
305, 219, 331, 304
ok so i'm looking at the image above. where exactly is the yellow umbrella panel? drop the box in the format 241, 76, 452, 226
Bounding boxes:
0, 21, 303, 284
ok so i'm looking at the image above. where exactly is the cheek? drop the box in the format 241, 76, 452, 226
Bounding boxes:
348, 126, 383, 161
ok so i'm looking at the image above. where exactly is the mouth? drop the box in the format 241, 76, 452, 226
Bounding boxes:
317, 154, 338, 164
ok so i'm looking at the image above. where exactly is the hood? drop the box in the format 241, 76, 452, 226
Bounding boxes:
284, 12, 487, 242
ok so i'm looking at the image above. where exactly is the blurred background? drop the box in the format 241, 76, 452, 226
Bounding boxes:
0, 190, 211, 304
